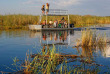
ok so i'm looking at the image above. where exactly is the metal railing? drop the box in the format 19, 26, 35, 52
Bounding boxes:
47, 9, 68, 15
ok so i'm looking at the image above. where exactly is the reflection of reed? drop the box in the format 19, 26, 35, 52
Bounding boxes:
102, 45, 110, 57
0, 30, 2, 37
1, 30, 29, 38
81, 46, 93, 58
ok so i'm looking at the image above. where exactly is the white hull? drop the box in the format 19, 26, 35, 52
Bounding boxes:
29, 25, 74, 31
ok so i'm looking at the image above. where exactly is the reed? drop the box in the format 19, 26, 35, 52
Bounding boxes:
81, 29, 94, 47
0, 14, 39, 30
80, 29, 107, 47
0, 14, 110, 29
22, 44, 107, 74
22, 45, 63, 74
5, 44, 110, 74
97, 34, 107, 50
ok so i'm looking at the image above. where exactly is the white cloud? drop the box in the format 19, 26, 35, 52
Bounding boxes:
55, 0, 81, 6
22, 0, 36, 4
23, 0, 82, 7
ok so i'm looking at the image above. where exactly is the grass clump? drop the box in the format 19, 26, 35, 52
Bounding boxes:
3, 44, 110, 74
23, 45, 66, 74
22, 45, 106, 74
80, 29, 107, 47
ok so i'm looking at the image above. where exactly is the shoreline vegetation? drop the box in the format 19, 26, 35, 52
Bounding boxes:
0, 14, 110, 30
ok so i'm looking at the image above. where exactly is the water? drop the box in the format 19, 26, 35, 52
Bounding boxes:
0, 26, 110, 73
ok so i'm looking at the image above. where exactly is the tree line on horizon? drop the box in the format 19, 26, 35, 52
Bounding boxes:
0, 14, 110, 29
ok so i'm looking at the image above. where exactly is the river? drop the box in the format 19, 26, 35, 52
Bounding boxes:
0, 25, 110, 73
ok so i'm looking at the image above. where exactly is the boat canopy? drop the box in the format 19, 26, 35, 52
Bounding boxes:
45, 9, 68, 16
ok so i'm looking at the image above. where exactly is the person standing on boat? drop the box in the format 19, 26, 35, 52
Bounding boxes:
56, 20, 58, 28
64, 20, 67, 28
61, 17, 64, 21
49, 20, 53, 28
41, 5, 45, 15
46, 3, 49, 15
42, 20, 46, 28
53, 21, 57, 28
43, 20, 46, 25
58, 21, 62, 28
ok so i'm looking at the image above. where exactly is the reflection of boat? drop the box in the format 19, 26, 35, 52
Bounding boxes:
41, 30, 70, 46
29, 30, 74, 46
29, 9, 74, 31
41, 43, 68, 46
29, 31, 42, 38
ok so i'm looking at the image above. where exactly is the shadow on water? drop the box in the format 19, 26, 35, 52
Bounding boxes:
74, 26, 110, 31
91, 27, 110, 30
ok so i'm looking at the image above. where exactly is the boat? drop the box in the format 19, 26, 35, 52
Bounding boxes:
29, 9, 74, 31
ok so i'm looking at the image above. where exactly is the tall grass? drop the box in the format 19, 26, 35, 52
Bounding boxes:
80, 29, 107, 47
22, 44, 109, 74
0, 14, 39, 29
70, 15, 110, 27
22, 45, 64, 74
4, 44, 109, 74
0, 14, 110, 29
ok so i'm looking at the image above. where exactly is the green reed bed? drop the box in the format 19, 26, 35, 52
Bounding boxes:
0, 14, 110, 29
70, 15, 110, 27
0, 14, 39, 30
23, 45, 67, 74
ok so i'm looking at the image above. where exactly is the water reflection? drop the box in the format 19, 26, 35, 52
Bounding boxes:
29, 30, 110, 59
0, 30, 29, 38
0, 29, 110, 73
103, 45, 110, 57
29, 30, 74, 47
41, 31, 70, 42
30, 42, 109, 73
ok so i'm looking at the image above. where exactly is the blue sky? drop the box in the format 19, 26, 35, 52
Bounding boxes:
0, 0, 110, 16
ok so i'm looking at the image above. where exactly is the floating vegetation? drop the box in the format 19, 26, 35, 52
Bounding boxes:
2, 43, 110, 74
